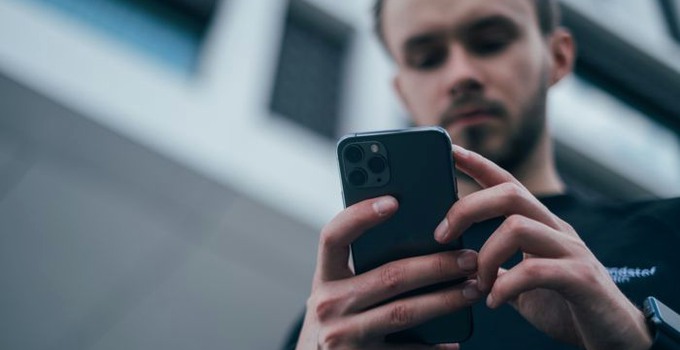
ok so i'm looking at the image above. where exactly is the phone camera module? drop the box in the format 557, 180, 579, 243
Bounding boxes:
344, 145, 364, 163
342, 141, 389, 188
368, 156, 387, 174
348, 168, 368, 187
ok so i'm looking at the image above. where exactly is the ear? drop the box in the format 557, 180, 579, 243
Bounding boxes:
392, 74, 412, 112
548, 28, 576, 86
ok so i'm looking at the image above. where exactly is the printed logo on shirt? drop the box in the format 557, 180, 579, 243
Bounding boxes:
606, 266, 657, 284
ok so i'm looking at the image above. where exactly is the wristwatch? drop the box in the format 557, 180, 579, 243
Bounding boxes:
643, 297, 680, 350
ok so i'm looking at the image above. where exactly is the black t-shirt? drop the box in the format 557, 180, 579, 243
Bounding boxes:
283, 194, 680, 349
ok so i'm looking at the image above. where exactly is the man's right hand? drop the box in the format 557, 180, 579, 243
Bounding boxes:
295, 196, 481, 350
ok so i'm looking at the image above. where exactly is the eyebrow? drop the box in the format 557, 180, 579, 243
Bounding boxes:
403, 31, 447, 53
402, 14, 520, 52
464, 15, 519, 34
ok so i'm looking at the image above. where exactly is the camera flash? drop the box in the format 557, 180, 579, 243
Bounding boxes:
371, 144, 379, 153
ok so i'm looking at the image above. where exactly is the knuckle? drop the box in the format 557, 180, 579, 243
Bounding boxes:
319, 226, 337, 250
380, 264, 405, 292
388, 303, 414, 328
522, 259, 547, 280
311, 290, 341, 322
561, 221, 577, 235
452, 200, 469, 219
572, 259, 604, 284
500, 182, 524, 200
432, 253, 448, 278
504, 214, 529, 234
570, 260, 590, 276
314, 300, 334, 322
441, 288, 464, 311
319, 324, 350, 349
570, 236, 589, 252
560, 233, 589, 256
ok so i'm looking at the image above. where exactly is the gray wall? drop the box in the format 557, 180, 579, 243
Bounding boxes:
0, 74, 317, 349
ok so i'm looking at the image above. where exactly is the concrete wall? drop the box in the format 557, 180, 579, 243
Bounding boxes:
0, 74, 316, 349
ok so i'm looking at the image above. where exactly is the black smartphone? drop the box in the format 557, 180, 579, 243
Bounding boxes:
336, 126, 473, 344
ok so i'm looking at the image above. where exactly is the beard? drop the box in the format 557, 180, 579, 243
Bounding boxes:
440, 74, 549, 174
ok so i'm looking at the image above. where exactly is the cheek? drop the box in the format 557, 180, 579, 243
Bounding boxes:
399, 73, 446, 124
490, 50, 544, 116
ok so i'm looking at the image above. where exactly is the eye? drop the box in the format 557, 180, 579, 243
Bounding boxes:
406, 44, 448, 71
467, 29, 517, 56
469, 38, 510, 55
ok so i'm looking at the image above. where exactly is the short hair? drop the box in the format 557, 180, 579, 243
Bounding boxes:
373, 0, 561, 49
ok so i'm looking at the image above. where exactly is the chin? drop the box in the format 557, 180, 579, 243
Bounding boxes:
452, 127, 505, 156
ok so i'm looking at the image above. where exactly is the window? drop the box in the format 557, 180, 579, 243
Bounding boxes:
270, 1, 352, 139
27, 0, 218, 74
659, 0, 680, 43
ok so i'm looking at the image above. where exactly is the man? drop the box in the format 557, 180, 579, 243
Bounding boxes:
285, 0, 680, 348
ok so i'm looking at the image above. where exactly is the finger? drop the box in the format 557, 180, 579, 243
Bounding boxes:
406, 344, 459, 350
318, 331, 458, 350
435, 344, 460, 350
317, 196, 398, 281
388, 344, 459, 350
452, 145, 576, 234
435, 183, 562, 243
494, 268, 519, 309
355, 280, 481, 341
476, 215, 578, 291
369, 343, 459, 350
349, 250, 479, 311
486, 258, 569, 308
452, 144, 521, 189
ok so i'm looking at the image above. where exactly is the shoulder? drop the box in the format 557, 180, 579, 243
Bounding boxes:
545, 194, 680, 247
621, 197, 680, 214
616, 197, 680, 231
564, 195, 680, 224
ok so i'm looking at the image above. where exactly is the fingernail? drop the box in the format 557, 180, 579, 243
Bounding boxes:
457, 251, 477, 271
462, 282, 481, 300
434, 218, 449, 241
486, 294, 495, 308
373, 197, 396, 216
452, 144, 470, 157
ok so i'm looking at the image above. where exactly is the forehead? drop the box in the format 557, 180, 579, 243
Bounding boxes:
382, 0, 537, 54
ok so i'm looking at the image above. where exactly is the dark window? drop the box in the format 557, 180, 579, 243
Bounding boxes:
270, 1, 352, 139
659, 0, 680, 43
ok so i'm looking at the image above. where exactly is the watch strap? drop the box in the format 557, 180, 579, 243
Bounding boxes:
650, 327, 680, 350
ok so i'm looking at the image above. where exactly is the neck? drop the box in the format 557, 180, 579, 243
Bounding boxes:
457, 131, 565, 198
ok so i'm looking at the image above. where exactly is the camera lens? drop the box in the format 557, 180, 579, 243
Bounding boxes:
368, 156, 386, 173
344, 145, 363, 163
348, 168, 368, 187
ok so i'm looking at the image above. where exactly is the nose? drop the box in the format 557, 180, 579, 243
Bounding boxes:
442, 44, 484, 98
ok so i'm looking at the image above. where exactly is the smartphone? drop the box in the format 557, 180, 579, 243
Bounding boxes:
336, 126, 473, 344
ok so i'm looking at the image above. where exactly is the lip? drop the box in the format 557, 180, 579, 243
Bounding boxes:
444, 106, 498, 129
453, 112, 496, 127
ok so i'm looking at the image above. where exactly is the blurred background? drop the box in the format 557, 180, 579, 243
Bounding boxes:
1, 0, 679, 349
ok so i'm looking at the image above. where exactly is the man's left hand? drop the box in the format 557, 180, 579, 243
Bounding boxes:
435, 145, 652, 350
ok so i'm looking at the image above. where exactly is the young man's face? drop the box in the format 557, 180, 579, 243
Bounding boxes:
383, 0, 556, 170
